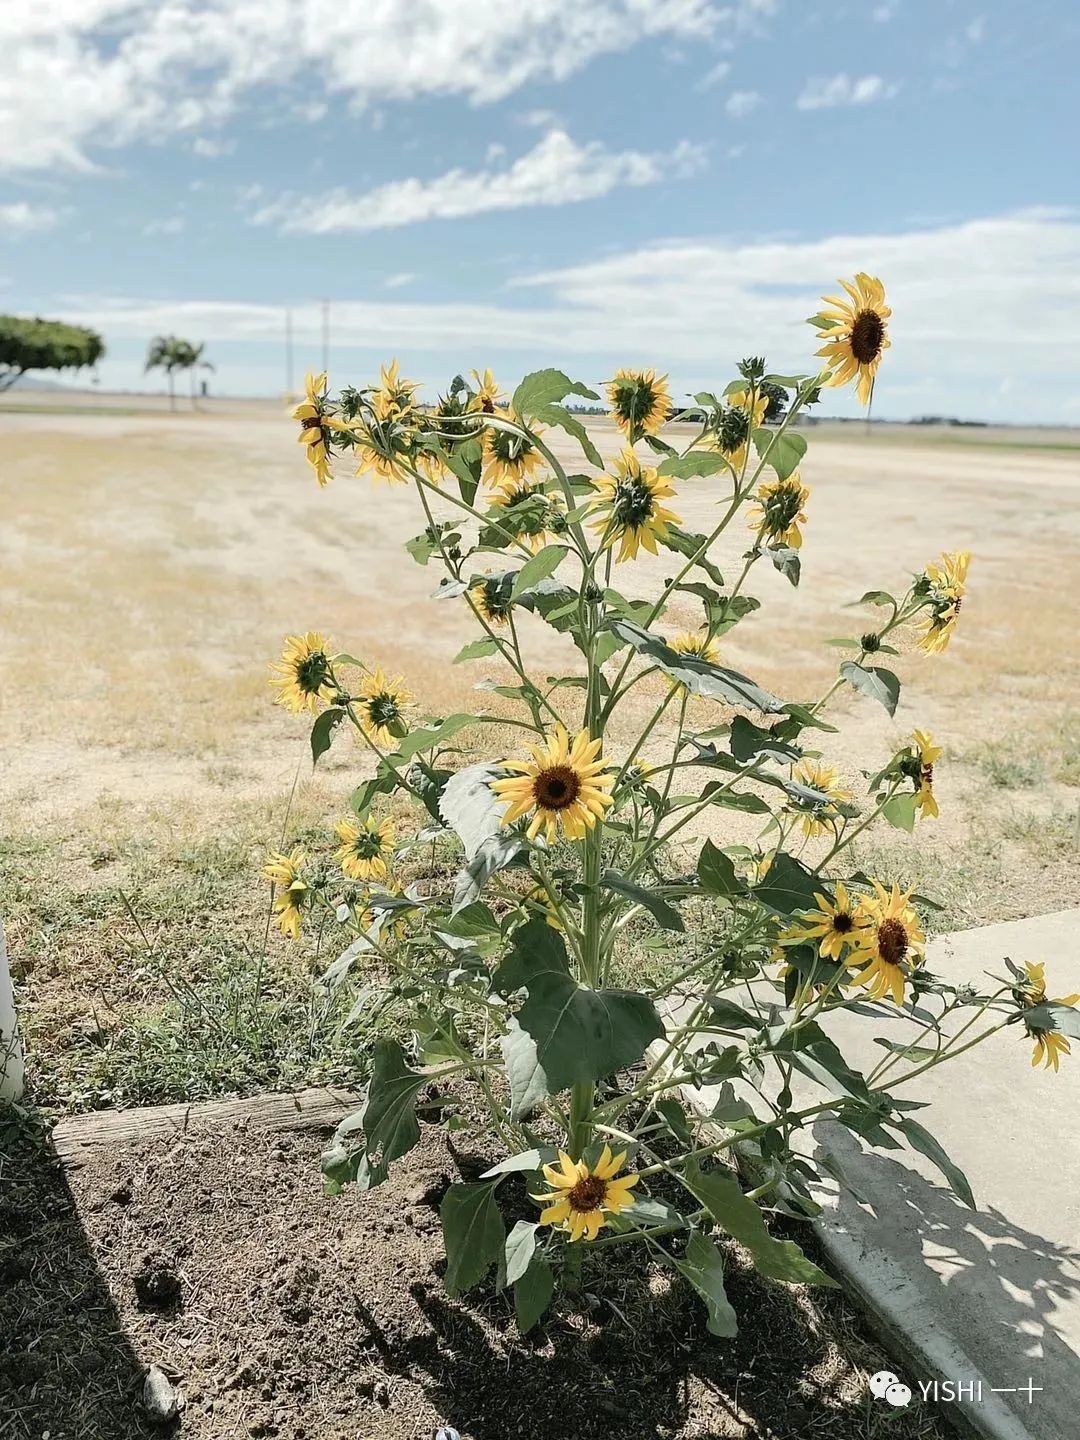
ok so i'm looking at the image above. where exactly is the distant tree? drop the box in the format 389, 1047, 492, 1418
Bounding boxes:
0, 315, 104, 392
145, 336, 215, 410
182, 341, 215, 409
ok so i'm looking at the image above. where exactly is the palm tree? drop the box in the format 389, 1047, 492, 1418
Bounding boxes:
183, 341, 215, 409
144, 335, 187, 411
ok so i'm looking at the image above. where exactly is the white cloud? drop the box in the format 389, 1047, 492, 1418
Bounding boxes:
192, 136, 234, 158
54, 210, 1080, 421
696, 59, 730, 91
383, 272, 417, 289
0, 1, 730, 175
796, 73, 899, 110
254, 129, 708, 235
872, 0, 900, 20
966, 16, 986, 43
142, 215, 186, 236
725, 89, 760, 118
0, 201, 61, 233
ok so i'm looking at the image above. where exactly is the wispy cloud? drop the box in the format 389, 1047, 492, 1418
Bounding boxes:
696, 60, 731, 91
0, 201, 61, 233
383, 272, 417, 290
142, 215, 186, 236
796, 73, 899, 110
254, 130, 708, 236
725, 90, 760, 119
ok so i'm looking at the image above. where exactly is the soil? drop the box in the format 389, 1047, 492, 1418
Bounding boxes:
1, 1117, 948, 1440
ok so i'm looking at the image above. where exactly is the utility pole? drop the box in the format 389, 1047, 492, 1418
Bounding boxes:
321, 299, 330, 375
285, 307, 294, 398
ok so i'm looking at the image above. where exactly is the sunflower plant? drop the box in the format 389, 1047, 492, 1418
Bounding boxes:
265, 280, 1078, 1336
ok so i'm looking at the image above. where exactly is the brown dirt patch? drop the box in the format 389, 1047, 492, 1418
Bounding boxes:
1, 1117, 948, 1440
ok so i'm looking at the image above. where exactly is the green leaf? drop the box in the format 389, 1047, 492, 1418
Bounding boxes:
762, 373, 807, 387
1023, 1002, 1080, 1040
600, 870, 685, 932
769, 546, 801, 587
701, 785, 772, 814
440, 1181, 506, 1296
753, 852, 820, 915
534, 403, 603, 467
873, 1038, 939, 1064
753, 427, 807, 480
310, 707, 345, 765
608, 619, 784, 713
454, 636, 499, 664
682, 1163, 836, 1287
896, 1117, 976, 1209
481, 1149, 544, 1179
512, 368, 599, 419
881, 792, 918, 831
675, 1232, 739, 1337
514, 1253, 555, 1333
657, 450, 729, 479
729, 715, 800, 764
840, 661, 901, 717
494, 920, 664, 1116
659, 525, 725, 588
444, 901, 503, 940
439, 763, 505, 859
394, 713, 475, 759
856, 589, 897, 609
504, 1220, 538, 1285
362, 1039, 427, 1167
697, 840, 745, 898
452, 832, 525, 913
511, 543, 569, 598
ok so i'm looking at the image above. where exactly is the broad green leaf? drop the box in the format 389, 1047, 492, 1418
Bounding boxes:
362, 1039, 427, 1166
350, 768, 398, 817
753, 852, 820, 915
443, 901, 503, 940
701, 784, 772, 814
675, 1232, 739, 1337
697, 839, 746, 898
873, 1038, 939, 1064
310, 707, 345, 765
481, 1148, 544, 1179
511, 543, 569, 598
703, 996, 759, 1030
753, 427, 807, 480
504, 1220, 538, 1285
395, 713, 476, 759
778, 702, 839, 734
439, 763, 505, 859
682, 1162, 836, 1287
600, 870, 685, 932
514, 1253, 555, 1333
454, 636, 499, 664
840, 661, 901, 717
881, 792, 918, 831
512, 368, 599, 419
452, 832, 525, 913
658, 525, 726, 588
856, 589, 897, 608
1023, 1002, 1080, 1040
657, 450, 729, 479
762, 373, 807, 387
729, 715, 800, 764
441, 1181, 506, 1295
896, 1117, 976, 1209
608, 619, 784, 713
769, 546, 801, 587
534, 403, 603, 467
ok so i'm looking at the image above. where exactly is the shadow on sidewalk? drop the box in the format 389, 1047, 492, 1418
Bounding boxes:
0, 1108, 159, 1439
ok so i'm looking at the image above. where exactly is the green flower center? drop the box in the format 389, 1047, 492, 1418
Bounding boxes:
716, 405, 750, 454
612, 377, 657, 426
850, 309, 885, 365
296, 652, 329, 693
352, 830, 384, 860
611, 478, 655, 531
367, 694, 400, 728
763, 484, 802, 532
568, 1175, 607, 1212
489, 428, 531, 465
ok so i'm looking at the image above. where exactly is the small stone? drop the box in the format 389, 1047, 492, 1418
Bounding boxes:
142, 1365, 183, 1423
436, 1428, 461, 1440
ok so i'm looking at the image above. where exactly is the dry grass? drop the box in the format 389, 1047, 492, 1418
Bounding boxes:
2, 402, 1078, 1109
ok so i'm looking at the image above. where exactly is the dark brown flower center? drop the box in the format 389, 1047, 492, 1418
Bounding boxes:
922, 764, 934, 786
877, 917, 909, 965
568, 1175, 607, 1212
850, 309, 885, 365
833, 911, 855, 934
481, 395, 495, 413
533, 765, 581, 811
301, 415, 322, 432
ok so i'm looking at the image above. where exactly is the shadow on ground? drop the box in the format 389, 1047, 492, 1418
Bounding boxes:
0, 1109, 159, 1440
816, 1125, 1080, 1440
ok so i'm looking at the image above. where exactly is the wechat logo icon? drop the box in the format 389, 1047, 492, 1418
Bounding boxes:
870, 1371, 912, 1408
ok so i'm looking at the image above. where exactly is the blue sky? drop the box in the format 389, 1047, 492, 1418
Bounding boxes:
1, 0, 1076, 421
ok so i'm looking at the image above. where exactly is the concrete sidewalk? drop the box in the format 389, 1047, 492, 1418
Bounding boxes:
670, 908, 1080, 1440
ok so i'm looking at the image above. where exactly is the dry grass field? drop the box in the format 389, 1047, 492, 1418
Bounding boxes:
3, 396, 1078, 1110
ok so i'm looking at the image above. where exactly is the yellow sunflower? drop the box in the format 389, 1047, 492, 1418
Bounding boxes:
469, 576, 514, 627
269, 631, 335, 713
370, 358, 418, 422
815, 273, 891, 406
482, 409, 546, 492
706, 387, 769, 474
334, 815, 395, 882
293, 371, 350, 487
847, 882, 926, 1005
918, 550, 971, 654
492, 724, 614, 844
1016, 962, 1080, 1072
531, 1145, 640, 1242
606, 368, 671, 438
782, 882, 864, 961
747, 474, 810, 549
262, 847, 308, 941
591, 449, 680, 563
355, 667, 413, 747
489, 480, 565, 553
911, 729, 942, 819
791, 758, 852, 837
469, 367, 506, 415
